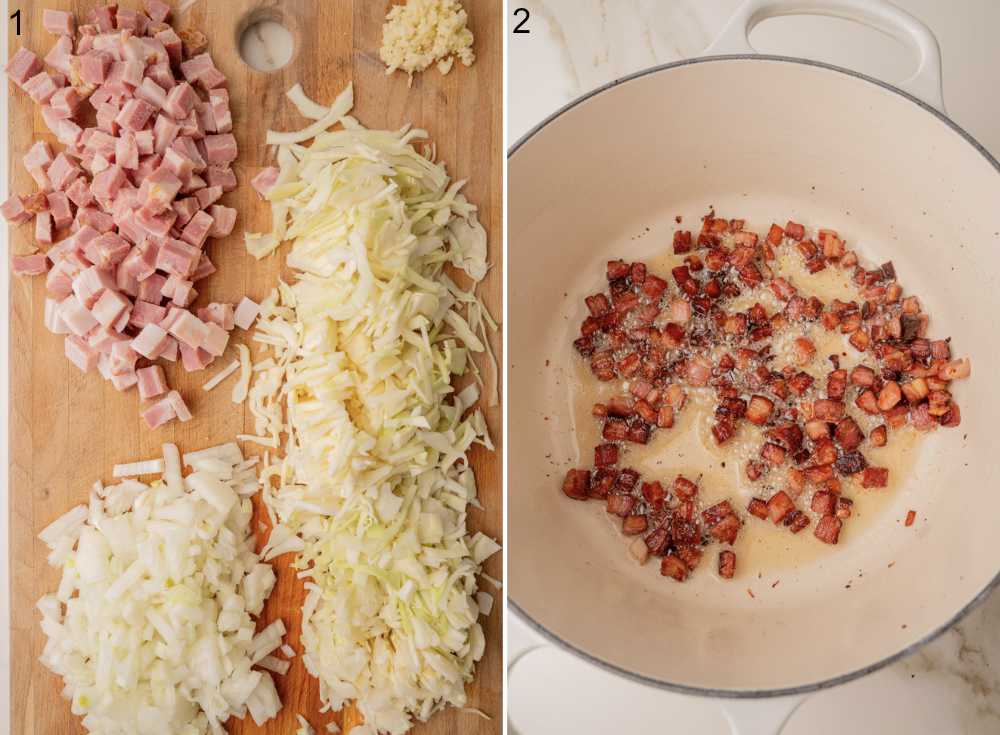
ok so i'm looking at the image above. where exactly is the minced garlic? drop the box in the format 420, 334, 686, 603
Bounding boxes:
379, 0, 475, 80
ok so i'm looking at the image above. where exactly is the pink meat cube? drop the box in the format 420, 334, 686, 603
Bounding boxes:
205, 166, 237, 192
201, 322, 229, 356
233, 297, 260, 330
144, 0, 171, 23
195, 186, 222, 209
24, 71, 61, 104
46, 154, 80, 191
86, 232, 131, 269
75, 207, 116, 234
136, 208, 177, 239
87, 324, 124, 352
35, 211, 54, 244
43, 9, 76, 35
48, 87, 82, 119
131, 323, 169, 359
168, 310, 209, 349
115, 265, 139, 298
132, 153, 163, 185
180, 210, 213, 248
179, 53, 214, 82
165, 390, 192, 421
1, 195, 32, 225
207, 205, 237, 238
156, 239, 200, 277
44, 297, 70, 333
134, 130, 155, 156
115, 132, 140, 170
202, 134, 237, 165
153, 115, 180, 154
180, 174, 206, 195
173, 137, 206, 171
89, 5, 116, 32
178, 109, 203, 139
198, 302, 235, 331
116, 98, 155, 132
23, 141, 54, 172
110, 369, 139, 392
57, 119, 84, 150
135, 77, 167, 109
72, 266, 116, 308
44, 36, 74, 75
79, 51, 112, 85
46, 262, 76, 299
11, 253, 50, 276
5, 47, 43, 87
251, 167, 279, 200
57, 295, 99, 336
159, 336, 179, 362
208, 89, 232, 133
137, 166, 182, 213
119, 241, 159, 282
65, 335, 99, 373
141, 398, 176, 428
171, 279, 197, 308
65, 177, 94, 208
129, 300, 167, 329
163, 81, 196, 120
179, 342, 213, 371
195, 102, 216, 134
172, 197, 200, 226
91, 165, 126, 200
46, 192, 73, 229
115, 8, 146, 34
109, 340, 139, 375
95, 101, 120, 135
158, 304, 184, 330
162, 146, 195, 182
145, 60, 176, 91
91, 288, 130, 327
137, 365, 168, 399
137, 272, 167, 304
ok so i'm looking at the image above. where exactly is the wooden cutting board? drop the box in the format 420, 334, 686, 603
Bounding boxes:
7, 2, 502, 733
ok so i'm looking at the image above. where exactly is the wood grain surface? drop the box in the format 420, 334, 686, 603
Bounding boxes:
7, 2, 502, 733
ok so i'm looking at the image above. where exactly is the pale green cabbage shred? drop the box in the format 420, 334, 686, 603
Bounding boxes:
244, 83, 499, 734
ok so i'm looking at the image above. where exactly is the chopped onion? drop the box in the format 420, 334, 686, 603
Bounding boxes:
243, 83, 498, 734
203, 359, 241, 391
111, 458, 164, 477
36, 443, 283, 732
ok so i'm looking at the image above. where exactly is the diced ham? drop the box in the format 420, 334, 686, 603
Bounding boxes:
134, 130, 154, 156
79, 50, 112, 84
116, 8, 147, 34
141, 398, 176, 429
1, 195, 32, 225
190, 253, 215, 281
170, 278, 197, 307
35, 211, 54, 244
57, 295, 99, 336
23, 141, 54, 173
46, 153, 81, 191
137, 165, 182, 213
155, 28, 183, 66
44, 35, 74, 75
48, 86, 82, 118
47, 192, 74, 229
119, 240, 159, 281
11, 253, 49, 276
91, 164, 126, 199
24, 71, 62, 104
111, 368, 139, 391
159, 336, 179, 362
208, 88, 232, 133
72, 266, 116, 308
46, 262, 75, 299
179, 341, 213, 371
156, 238, 200, 276
201, 322, 229, 356
168, 310, 209, 348
75, 206, 116, 233
145, 60, 176, 91
116, 98, 155, 131
165, 390, 192, 421
129, 300, 167, 329
172, 196, 200, 226
233, 297, 259, 330
163, 81, 197, 120
137, 364, 168, 399
205, 166, 236, 191
66, 177, 94, 208
131, 323, 170, 359
43, 10, 76, 35
65, 335, 99, 372
251, 167, 279, 199
195, 185, 222, 209
44, 297, 70, 333
137, 273, 167, 304
162, 146, 195, 182
135, 207, 177, 239
202, 133, 237, 165
207, 204, 236, 237
198, 302, 235, 331
91, 288, 130, 327
4, 48, 43, 87
180, 210, 213, 248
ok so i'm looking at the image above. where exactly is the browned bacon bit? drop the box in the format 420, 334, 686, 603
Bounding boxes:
811, 490, 836, 516
594, 443, 618, 467
673, 230, 693, 254
784, 221, 806, 241
746, 461, 766, 481
675, 545, 703, 571
766, 423, 803, 452
855, 389, 879, 415
804, 464, 835, 484
770, 277, 797, 301
767, 223, 784, 245
939, 358, 971, 380
805, 420, 830, 440
877, 381, 902, 411
836, 497, 853, 519
673, 476, 699, 500
660, 555, 689, 582
905, 510, 917, 527
792, 337, 817, 366
746, 395, 774, 425
787, 371, 815, 397
622, 514, 648, 535
834, 417, 864, 451
784, 510, 810, 533
712, 419, 737, 445
616, 469, 640, 493
641, 480, 665, 507
827, 370, 848, 400
814, 399, 845, 422
562, 469, 591, 500
812, 438, 838, 465
607, 259, 630, 280
760, 442, 786, 466
656, 405, 675, 428
606, 493, 636, 517
834, 451, 868, 476
602, 418, 628, 442
766, 491, 796, 524
747, 497, 769, 519
814, 515, 842, 544
592, 403, 608, 418
869, 425, 888, 447
585, 293, 611, 316
718, 550, 737, 579
883, 405, 909, 429
861, 467, 889, 488
626, 423, 651, 444
645, 527, 671, 556
589, 470, 616, 499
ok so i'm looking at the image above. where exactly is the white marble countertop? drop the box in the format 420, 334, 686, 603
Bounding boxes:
508, 1, 1000, 733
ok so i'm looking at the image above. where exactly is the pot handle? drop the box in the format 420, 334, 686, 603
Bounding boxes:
721, 696, 807, 735
703, 0, 945, 112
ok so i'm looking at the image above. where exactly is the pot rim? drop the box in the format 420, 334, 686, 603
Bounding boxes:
507, 53, 1000, 699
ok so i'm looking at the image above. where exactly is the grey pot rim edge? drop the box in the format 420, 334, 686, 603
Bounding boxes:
506, 53, 1000, 700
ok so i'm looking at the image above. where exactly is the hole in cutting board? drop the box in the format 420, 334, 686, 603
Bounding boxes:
238, 17, 294, 72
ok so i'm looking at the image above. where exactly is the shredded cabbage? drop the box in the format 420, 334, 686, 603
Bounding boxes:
243, 84, 500, 734
36, 443, 283, 733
